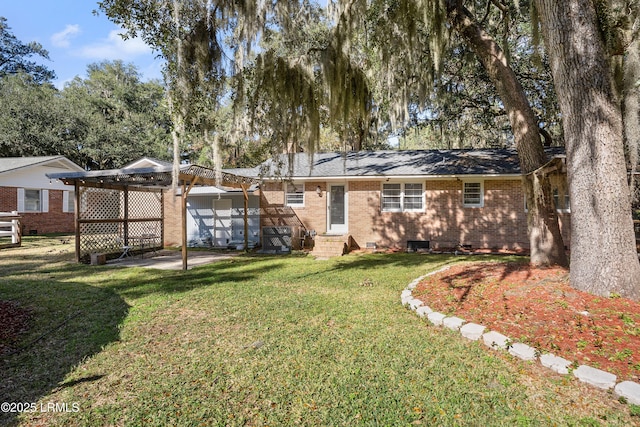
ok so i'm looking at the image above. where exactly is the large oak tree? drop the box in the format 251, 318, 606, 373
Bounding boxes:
533, 0, 640, 298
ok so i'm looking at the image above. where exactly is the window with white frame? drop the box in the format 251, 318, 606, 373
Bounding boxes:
17, 188, 49, 213
404, 183, 424, 210
25, 189, 41, 212
463, 181, 483, 207
523, 188, 570, 213
284, 182, 304, 207
382, 183, 401, 211
382, 182, 423, 212
553, 188, 570, 212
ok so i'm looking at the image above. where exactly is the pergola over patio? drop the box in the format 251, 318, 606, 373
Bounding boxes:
47, 163, 258, 270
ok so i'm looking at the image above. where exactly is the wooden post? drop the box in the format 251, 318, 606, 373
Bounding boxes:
241, 184, 249, 251
181, 182, 188, 271
10, 211, 21, 246
74, 182, 80, 263
181, 176, 200, 270
160, 190, 165, 249
123, 187, 129, 246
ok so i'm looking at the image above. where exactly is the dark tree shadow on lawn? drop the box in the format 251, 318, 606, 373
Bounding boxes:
0, 280, 129, 427
428, 261, 537, 304
324, 252, 522, 278
328, 252, 460, 272
95, 256, 287, 300
436, 261, 534, 288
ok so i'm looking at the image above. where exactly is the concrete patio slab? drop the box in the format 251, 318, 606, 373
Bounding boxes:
107, 249, 238, 270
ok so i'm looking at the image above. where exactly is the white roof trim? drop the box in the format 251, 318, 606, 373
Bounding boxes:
0, 156, 84, 175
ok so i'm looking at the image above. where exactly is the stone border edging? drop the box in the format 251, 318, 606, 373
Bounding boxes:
401, 265, 640, 406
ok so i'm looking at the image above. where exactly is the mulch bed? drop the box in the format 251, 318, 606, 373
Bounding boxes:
413, 261, 640, 382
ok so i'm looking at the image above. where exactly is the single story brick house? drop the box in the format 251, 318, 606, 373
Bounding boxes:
0, 156, 84, 235
44, 149, 570, 260
229, 148, 571, 254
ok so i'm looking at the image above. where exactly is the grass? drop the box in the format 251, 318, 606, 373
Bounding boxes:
0, 235, 638, 426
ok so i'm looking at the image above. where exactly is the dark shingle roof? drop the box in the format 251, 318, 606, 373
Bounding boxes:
238, 148, 565, 179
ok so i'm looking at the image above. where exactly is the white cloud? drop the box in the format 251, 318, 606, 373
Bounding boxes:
51, 24, 81, 48
77, 29, 153, 60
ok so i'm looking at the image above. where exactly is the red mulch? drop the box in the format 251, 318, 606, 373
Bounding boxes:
0, 300, 33, 355
413, 261, 640, 382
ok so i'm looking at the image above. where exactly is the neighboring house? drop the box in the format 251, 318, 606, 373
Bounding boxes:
0, 156, 84, 234
232, 148, 571, 253
127, 158, 260, 249
124, 157, 173, 169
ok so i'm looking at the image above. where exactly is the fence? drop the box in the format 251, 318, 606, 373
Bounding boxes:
0, 211, 21, 248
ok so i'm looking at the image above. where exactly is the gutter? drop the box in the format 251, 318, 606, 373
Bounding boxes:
256, 174, 524, 182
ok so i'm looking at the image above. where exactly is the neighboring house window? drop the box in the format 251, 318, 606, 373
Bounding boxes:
463, 182, 484, 207
25, 190, 41, 212
63, 190, 75, 213
17, 188, 49, 213
285, 183, 304, 207
382, 183, 423, 212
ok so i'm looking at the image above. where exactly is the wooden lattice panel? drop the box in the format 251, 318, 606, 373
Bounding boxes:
80, 222, 121, 256
77, 186, 163, 260
79, 188, 122, 220
128, 191, 162, 219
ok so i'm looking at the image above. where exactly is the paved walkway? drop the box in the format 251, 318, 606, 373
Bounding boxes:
106, 249, 238, 270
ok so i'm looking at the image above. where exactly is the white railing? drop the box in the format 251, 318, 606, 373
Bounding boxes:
0, 211, 21, 248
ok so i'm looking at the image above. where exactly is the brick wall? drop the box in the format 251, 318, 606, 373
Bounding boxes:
260, 181, 326, 249
0, 186, 74, 234
259, 178, 572, 252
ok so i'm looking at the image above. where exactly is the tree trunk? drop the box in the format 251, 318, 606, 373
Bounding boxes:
622, 39, 640, 204
170, 0, 184, 190
534, 0, 640, 299
447, 3, 568, 267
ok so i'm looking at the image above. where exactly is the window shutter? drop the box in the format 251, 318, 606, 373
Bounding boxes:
63, 191, 70, 213
42, 190, 49, 213
17, 188, 25, 212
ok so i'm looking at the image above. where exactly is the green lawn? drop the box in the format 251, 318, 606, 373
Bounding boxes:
0, 236, 637, 426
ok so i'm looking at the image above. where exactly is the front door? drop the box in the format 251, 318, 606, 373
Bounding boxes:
327, 184, 348, 234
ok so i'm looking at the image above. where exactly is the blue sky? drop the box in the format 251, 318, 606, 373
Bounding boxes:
3, 1, 165, 88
